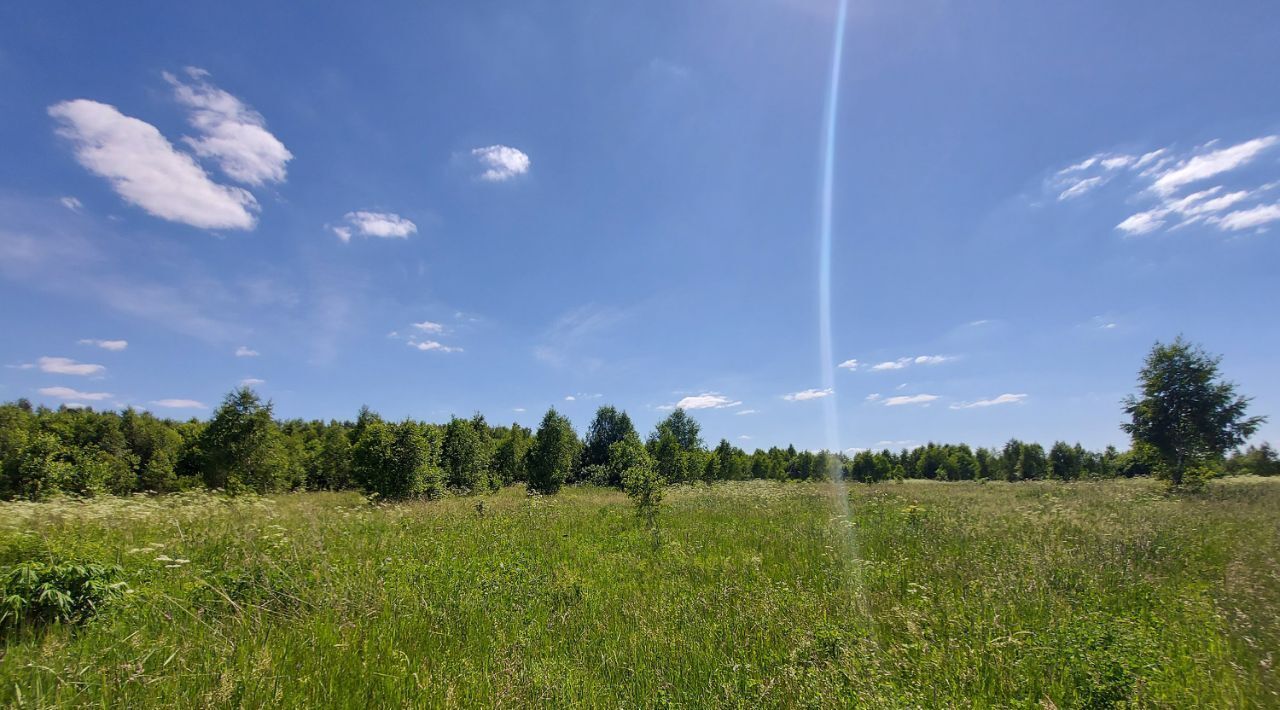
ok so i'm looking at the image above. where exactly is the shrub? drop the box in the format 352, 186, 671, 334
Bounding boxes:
1, 561, 128, 631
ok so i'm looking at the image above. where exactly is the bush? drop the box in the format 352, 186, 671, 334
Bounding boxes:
0, 560, 128, 631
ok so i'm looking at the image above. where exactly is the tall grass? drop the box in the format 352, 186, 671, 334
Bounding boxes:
1, 478, 1277, 707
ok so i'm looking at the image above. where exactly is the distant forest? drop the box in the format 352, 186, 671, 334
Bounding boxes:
1, 386, 1276, 501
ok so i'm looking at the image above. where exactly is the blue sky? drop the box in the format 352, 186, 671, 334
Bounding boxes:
2, 0, 1278, 452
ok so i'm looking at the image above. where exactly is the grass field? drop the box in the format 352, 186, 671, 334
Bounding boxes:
2, 478, 1278, 707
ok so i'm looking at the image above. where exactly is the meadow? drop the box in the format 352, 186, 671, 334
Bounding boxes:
2, 478, 1278, 708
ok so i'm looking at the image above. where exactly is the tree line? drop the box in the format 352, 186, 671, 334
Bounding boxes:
1, 337, 1273, 501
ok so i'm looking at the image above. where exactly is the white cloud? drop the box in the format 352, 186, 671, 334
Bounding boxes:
239, 378, 265, 386
60, 196, 82, 211
950, 393, 1027, 409
150, 398, 206, 409
674, 393, 742, 410
564, 395, 576, 401
871, 359, 908, 371
1116, 210, 1166, 235
1213, 203, 1280, 231
870, 355, 952, 371
336, 211, 417, 240
513, 407, 526, 412
39, 386, 111, 401
79, 338, 127, 351
738, 435, 752, 440
783, 388, 833, 401
865, 393, 881, 402
1152, 136, 1278, 196
411, 340, 461, 353
1058, 176, 1105, 200
48, 99, 258, 229
471, 145, 530, 182
837, 359, 859, 370
38, 356, 104, 376
883, 393, 938, 407
735, 409, 758, 415
235, 346, 259, 357
164, 68, 291, 186
1055, 136, 1280, 237
412, 320, 444, 333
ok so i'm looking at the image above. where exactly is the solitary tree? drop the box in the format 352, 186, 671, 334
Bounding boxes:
579, 406, 636, 483
611, 432, 663, 540
526, 408, 579, 494
1122, 337, 1265, 487
441, 414, 493, 493
198, 387, 284, 493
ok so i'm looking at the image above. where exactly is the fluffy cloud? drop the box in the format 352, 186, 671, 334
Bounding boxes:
837, 359, 859, 370
410, 340, 461, 353
48, 99, 258, 229
883, 394, 938, 406
39, 386, 111, 401
165, 68, 292, 186
950, 393, 1027, 409
870, 355, 953, 371
38, 356, 105, 376
564, 395, 576, 401
150, 399, 206, 409
235, 346, 259, 357
471, 145, 531, 182
783, 388, 833, 401
674, 393, 742, 410
334, 211, 417, 241
79, 338, 128, 351
412, 321, 445, 333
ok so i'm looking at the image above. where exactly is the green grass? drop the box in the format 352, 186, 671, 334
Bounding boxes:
2, 478, 1278, 707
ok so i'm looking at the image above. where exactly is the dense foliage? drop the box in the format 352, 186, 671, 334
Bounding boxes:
0, 396, 1273, 502
0, 339, 1271, 501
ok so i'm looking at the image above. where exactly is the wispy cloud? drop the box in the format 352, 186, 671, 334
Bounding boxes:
60, 196, 82, 211
837, 359, 859, 370
235, 346, 259, 357
883, 394, 938, 406
164, 67, 292, 186
239, 377, 265, 386
471, 145, 530, 182
783, 388, 832, 401
412, 320, 444, 333
1053, 135, 1280, 236
49, 99, 258, 229
150, 398, 206, 409
950, 393, 1027, 409
40, 386, 111, 401
735, 409, 758, 415
79, 338, 127, 351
